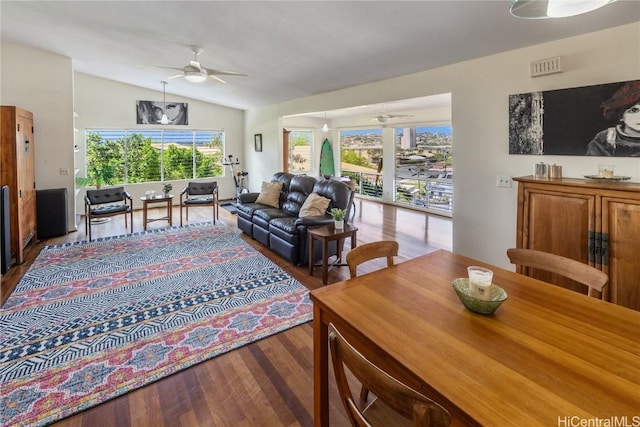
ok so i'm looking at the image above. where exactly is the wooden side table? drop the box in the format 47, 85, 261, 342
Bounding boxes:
308, 223, 358, 285
141, 194, 173, 230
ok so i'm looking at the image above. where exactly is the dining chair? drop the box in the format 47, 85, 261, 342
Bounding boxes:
180, 181, 218, 226
84, 186, 133, 242
506, 248, 609, 299
329, 323, 451, 427
346, 240, 399, 279
345, 240, 399, 404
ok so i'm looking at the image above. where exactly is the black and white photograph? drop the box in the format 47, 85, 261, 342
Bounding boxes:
136, 100, 189, 125
509, 79, 640, 156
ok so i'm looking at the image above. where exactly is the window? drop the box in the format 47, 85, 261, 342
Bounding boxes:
82, 129, 224, 186
340, 128, 383, 199
288, 130, 313, 173
394, 125, 453, 213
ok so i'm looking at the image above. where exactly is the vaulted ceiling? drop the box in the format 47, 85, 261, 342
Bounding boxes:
2, 1, 638, 112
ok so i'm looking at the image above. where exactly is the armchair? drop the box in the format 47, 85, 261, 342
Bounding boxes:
180, 181, 218, 226
84, 186, 133, 241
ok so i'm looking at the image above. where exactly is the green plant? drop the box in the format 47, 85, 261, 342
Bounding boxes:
162, 183, 173, 194
75, 165, 115, 189
329, 208, 346, 221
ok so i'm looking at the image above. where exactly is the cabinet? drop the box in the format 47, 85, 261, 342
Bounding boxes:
514, 176, 640, 311
0, 106, 37, 264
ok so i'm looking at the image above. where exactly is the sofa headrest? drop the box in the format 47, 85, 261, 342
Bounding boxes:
271, 172, 294, 191
282, 175, 318, 215
312, 180, 351, 211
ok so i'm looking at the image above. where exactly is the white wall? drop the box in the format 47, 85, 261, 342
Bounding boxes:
74, 73, 245, 208
245, 23, 640, 269
0, 41, 76, 230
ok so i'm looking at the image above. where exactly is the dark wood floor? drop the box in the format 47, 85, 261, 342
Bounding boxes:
1, 198, 452, 427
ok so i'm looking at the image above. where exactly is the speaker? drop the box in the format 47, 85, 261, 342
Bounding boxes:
1, 185, 10, 274
36, 188, 68, 238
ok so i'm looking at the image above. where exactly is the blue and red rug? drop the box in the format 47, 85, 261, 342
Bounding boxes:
0, 223, 312, 426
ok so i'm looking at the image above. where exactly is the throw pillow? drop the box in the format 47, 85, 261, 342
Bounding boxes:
255, 181, 283, 208
299, 192, 331, 217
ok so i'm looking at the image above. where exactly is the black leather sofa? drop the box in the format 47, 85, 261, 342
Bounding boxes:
236, 172, 353, 265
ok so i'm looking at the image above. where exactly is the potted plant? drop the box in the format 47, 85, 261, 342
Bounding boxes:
162, 183, 173, 196
330, 208, 346, 230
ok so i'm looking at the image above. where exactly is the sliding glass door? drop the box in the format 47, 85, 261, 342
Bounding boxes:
394, 125, 453, 214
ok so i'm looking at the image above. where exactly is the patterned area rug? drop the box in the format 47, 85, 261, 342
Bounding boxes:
0, 223, 312, 426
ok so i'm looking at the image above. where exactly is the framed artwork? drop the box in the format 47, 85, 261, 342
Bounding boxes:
136, 101, 188, 125
254, 134, 263, 152
508, 79, 640, 156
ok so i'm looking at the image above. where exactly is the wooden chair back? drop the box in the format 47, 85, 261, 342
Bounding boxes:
346, 240, 399, 278
506, 248, 609, 299
329, 324, 451, 427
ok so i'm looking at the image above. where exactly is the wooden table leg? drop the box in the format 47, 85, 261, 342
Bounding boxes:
351, 230, 357, 249
322, 239, 329, 285
309, 234, 315, 276
313, 304, 329, 427
168, 200, 172, 226
142, 201, 148, 231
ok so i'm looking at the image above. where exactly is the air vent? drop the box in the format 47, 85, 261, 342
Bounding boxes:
530, 57, 562, 77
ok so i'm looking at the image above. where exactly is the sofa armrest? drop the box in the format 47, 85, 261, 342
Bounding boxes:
238, 192, 259, 203
295, 215, 333, 227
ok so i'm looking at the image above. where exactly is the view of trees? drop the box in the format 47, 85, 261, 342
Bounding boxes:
81, 130, 223, 187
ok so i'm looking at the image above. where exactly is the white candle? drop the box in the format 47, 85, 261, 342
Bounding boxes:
468, 266, 493, 301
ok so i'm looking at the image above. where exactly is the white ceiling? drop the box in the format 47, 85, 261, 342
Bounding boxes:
1, 1, 639, 114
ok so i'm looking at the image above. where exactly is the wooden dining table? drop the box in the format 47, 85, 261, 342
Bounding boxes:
310, 250, 640, 426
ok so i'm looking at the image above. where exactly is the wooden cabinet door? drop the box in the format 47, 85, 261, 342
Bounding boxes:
521, 188, 596, 294
16, 111, 36, 251
602, 197, 640, 311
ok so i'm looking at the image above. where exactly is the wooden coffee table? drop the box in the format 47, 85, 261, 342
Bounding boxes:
141, 194, 173, 230
308, 223, 357, 285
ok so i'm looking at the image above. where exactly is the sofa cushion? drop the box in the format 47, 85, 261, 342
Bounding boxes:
254, 207, 291, 223
236, 202, 269, 218
255, 181, 283, 208
270, 217, 300, 239
299, 192, 331, 217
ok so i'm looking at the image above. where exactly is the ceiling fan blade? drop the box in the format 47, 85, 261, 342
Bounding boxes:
208, 75, 227, 84
152, 66, 184, 72
166, 74, 183, 80
206, 68, 248, 77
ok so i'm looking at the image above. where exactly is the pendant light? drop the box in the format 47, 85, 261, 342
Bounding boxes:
510, 0, 615, 18
159, 81, 169, 125
322, 112, 329, 132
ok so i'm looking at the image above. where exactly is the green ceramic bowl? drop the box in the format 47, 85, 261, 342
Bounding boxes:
452, 278, 508, 315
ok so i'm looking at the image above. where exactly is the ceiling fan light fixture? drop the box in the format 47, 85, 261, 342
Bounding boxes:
184, 70, 207, 83
377, 115, 390, 124
510, 0, 615, 18
321, 112, 329, 132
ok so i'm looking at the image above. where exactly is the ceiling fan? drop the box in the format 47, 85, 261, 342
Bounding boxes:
369, 104, 413, 123
155, 46, 247, 84
371, 113, 413, 124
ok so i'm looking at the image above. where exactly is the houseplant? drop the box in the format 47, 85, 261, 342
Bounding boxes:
330, 208, 346, 230
162, 183, 173, 196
